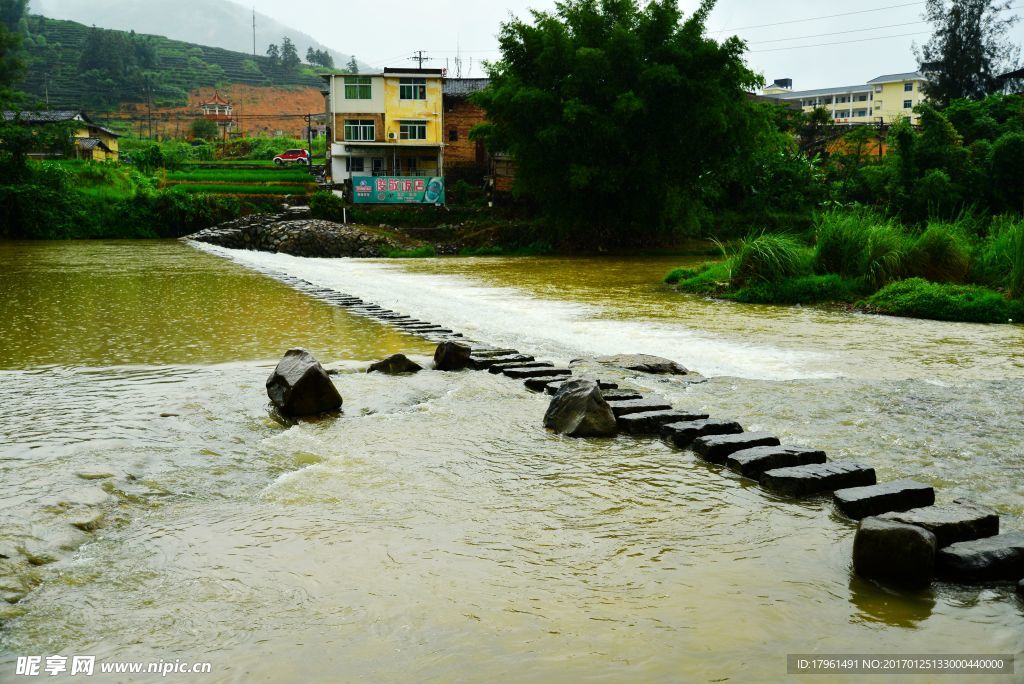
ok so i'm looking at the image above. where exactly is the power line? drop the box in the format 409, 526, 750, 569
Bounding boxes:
748, 21, 926, 45
719, 2, 925, 32
750, 31, 931, 53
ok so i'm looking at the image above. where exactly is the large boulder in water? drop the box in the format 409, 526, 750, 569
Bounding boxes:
543, 379, 617, 437
434, 341, 472, 371
853, 516, 936, 588
266, 348, 342, 416
368, 354, 422, 375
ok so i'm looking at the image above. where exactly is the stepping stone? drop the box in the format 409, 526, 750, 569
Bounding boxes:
618, 409, 709, 435
524, 375, 576, 391
879, 502, 999, 548
468, 354, 534, 370
600, 390, 643, 401
833, 480, 935, 519
545, 379, 618, 395
853, 516, 936, 589
472, 349, 521, 358
661, 419, 743, 448
503, 367, 572, 380
606, 398, 672, 418
692, 432, 780, 464
937, 533, 1024, 582
726, 446, 827, 480
761, 462, 876, 497
488, 361, 552, 374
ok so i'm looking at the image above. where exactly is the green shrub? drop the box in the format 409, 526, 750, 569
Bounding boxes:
383, 245, 437, 258
730, 233, 811, 286
990, 132, 1024, 211
664, 266, 698, 284
731, 274, 857, 304
674, 261, 733, 295
813, 210, 909, 288
865, 278, 1021, 324
309, 190, 346, 222
906, 222, 971, 283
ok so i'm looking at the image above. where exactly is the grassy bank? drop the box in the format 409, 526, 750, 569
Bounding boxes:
665, 209, 1024, 324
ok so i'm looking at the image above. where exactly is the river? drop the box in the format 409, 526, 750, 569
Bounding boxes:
1, 240, 1021, 683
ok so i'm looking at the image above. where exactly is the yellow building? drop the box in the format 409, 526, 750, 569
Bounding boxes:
1, 110, 120, 161
322, 68, 444, 184
762, 72, 928, 125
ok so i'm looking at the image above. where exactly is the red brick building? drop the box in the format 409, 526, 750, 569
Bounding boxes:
442, 79, 490, 182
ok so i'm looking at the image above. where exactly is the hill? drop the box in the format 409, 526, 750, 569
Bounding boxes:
20, 15, 331, 111
29, 0, 359, 69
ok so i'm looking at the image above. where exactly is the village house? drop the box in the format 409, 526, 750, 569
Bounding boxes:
322, 68, 445, 188
2, 110, 120, 161
442, 78, 490, 182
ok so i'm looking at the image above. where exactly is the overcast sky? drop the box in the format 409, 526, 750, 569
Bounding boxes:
246, 0, 1023, 90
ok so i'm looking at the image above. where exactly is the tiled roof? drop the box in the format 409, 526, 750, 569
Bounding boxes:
76, 137, 112, 152
2, 110, 86, 123
443, 78, 490, 97
867, 72, 925, 84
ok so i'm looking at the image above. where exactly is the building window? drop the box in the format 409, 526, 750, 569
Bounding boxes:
399, 78, 427, 100
903, 99, 913, 109
403, 157, 417, 173
344, 76, 372, 100
372, 158, 384, 175
347, 157, 365, 173
400, 120, 427, 140
449, 128, 459, 142
904, 82, 914, 92
344, 119, 375, 141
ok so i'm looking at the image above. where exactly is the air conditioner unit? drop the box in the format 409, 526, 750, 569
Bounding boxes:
388, 132, 396, 139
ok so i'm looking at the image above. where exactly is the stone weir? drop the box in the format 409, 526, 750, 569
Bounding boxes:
253, 266, 1023, 600
186, 209, 398, 258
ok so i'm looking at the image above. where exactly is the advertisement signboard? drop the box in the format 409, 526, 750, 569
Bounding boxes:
352, 176, 445, 205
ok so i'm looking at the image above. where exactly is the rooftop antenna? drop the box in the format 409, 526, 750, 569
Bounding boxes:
252, 8, 256, 57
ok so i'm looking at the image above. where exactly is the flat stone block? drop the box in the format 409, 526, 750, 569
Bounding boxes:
692, 432, 780, 464
606, 398, 672, 418
488, 361, 553, 374
853, 516, 936, 589
833, 480, 935, 520
726, 445, 827, 480
761, 462, 875, 497
525, 375, 577, 391
545, 379, 618, 395
503, 367, 572, 380
661, 419, 743, 447
879, 502, 999, 548
468, 354, 534, 370
472, 348, 521, 357
600, 391, 643, 402
618, 410, 710, 435
937, 533, 1024, 582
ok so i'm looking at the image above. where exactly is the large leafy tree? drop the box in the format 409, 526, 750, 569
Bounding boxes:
280, 36, 300, 70
0, 0, 27, 106
473, 0, 765, 245
917, 0, 1021, 106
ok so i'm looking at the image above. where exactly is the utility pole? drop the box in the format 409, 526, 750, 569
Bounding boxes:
410, 50, 428, 68
252, 8, 256, 57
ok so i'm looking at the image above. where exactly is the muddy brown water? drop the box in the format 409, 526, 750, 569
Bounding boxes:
0, 241, 1021, 682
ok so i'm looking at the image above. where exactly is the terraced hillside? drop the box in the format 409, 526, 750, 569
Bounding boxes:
21, 15, 329, 111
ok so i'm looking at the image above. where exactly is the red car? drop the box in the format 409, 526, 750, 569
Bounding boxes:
273, 149, 310, 165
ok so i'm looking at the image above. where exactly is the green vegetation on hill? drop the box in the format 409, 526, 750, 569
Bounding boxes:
19, 15, 326, 110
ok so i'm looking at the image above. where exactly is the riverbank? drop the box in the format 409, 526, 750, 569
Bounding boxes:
665, 209, 1024, 325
